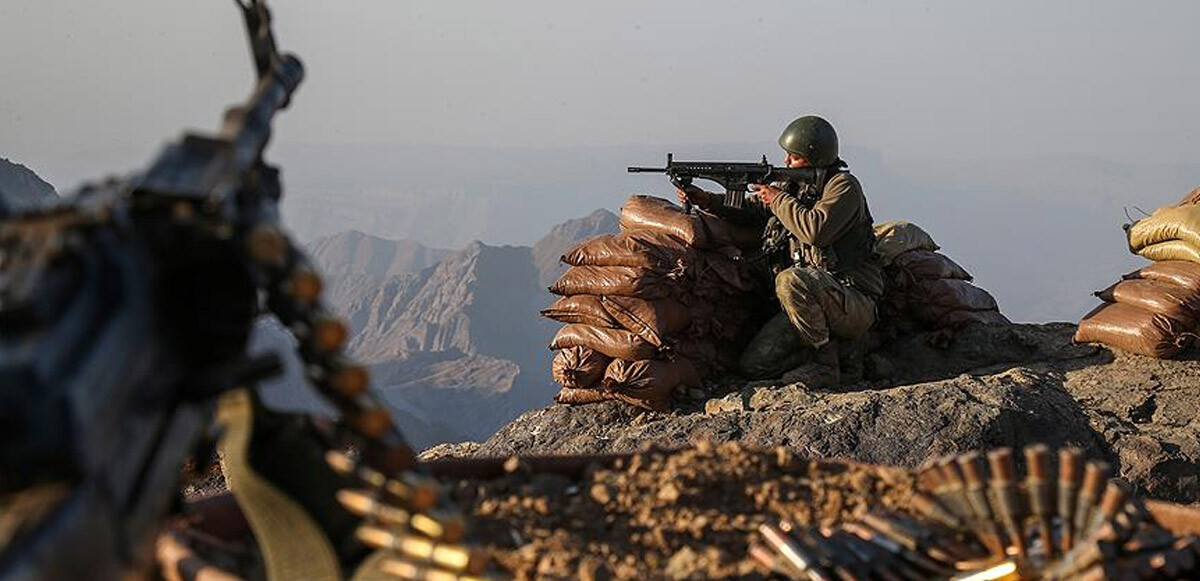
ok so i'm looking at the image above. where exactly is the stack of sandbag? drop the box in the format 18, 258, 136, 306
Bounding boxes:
1074, 189, 1200, 358
874, 221, 1010, 331
1074, 261, 1200, 358
544, 195, 761, 412
1126, 191, 1200, 264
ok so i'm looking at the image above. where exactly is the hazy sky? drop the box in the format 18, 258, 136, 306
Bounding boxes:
3, 0, 1198, 190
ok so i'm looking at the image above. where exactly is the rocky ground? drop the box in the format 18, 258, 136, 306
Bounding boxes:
450, 442, 916, 580
424, 323, 1200, 504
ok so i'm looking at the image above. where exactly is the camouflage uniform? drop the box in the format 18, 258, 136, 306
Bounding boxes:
717, 170, 883, 380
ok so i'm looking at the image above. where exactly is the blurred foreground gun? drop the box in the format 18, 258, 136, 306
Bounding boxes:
628, 153, 823, 212
0, 2, 486, 579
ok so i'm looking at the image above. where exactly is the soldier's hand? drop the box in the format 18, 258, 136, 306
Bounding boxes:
676, 185, 715, 210
752, 183, 781, 205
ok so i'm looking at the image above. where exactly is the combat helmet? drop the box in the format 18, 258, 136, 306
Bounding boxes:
778, 116, 839, 167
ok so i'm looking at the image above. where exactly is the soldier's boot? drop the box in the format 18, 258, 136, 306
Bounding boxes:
838, 335, 868, 385
780, 339, 840, 389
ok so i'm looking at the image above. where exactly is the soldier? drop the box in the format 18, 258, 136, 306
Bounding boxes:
677, 116, 883, 386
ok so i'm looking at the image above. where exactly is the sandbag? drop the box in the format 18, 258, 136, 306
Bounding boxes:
549, 265, 674, 299
601, 296, 690, 348
692, 250, 757, 293
1096, 279, 1200, 327
940, 310, 1011, 328
549, 324, 659, 361
910, 279, 1000, 325
1137, 240, 1200, 265
1074, 302, 1193, 359
619, 195, 756, 249
554, 386, 610, 406
602, 358, 700, 413
874, 221, 939, 265
561, 231, 691, 269
1179, 186, 1200, 206
551, 346, 612, 389
541, 295, 621, 328
892, 250, 972, 284
1124, 261, 1200, 293
1127, 205, 1200, 252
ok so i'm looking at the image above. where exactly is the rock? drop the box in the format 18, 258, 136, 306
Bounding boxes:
663, 547, 701, 581
441, 323, 1200, 503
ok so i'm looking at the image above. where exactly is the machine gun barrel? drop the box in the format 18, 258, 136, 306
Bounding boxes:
628, 152, 820, 210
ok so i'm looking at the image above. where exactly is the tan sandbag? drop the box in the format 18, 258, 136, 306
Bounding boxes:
551, 346, 612, 389
601, 296, 690, 348
548, 265, 674, 299
873, 220, 939, 265
554, 386, 610, 406
910, 279, 1000, 326
940, 310, 1011, 328
619, 195, 755, 249
541, 295, 620, 328
602, 358, 700, 413
549, 324, 659, 361
1096, 279, 1200, 327
1128, 205, 1200, 252
561, 231, 691, 269
1137, 240, 1200, 265
692, 250, 757, 293
1074, 302, 1193, 359
1179, 186, 1200, 206
1124, 261, 1200, 293
892, 250, 972, 284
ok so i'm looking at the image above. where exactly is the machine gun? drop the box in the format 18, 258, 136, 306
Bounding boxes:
0, 2, 463, 579
628, 153, 823, 212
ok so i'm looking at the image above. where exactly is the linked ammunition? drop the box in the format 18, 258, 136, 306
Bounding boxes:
910, 492, 963, 530
759, 523, 835, 581
337, 489, 466, 542
1059, 448, 1085, 553
1024, 445, 1056, 558
957, 452, 1008, 557
798, 528, 864, 581
1073, 461, 1112, 539
310, 313, 350, 354
285, 263, 323, 305
325, 450, 441, 511
843, 521, 943, 575
356, 526, 487, 575
1084, 481, 1130, 541
986, 448, 1027, 556
380, 558, 493, 581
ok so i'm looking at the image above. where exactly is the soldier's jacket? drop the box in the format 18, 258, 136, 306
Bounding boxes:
714, 169, 884, 298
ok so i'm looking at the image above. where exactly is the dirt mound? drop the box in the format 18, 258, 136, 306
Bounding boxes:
430, 323, 1200, 504
451, 443, 915, 580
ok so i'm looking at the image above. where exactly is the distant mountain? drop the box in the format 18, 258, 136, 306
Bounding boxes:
0, 158, 57, 214
253, 210, 612, 447
531, 208, 619, 286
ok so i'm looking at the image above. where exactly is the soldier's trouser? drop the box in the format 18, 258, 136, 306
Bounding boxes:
740, 267, 876, 379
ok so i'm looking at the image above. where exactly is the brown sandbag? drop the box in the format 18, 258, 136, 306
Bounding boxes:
619, 195, 754, 249
1124, 261, 1200, 293
551, 346, 612, 389
910, 279, 1000, 326
561, 231, 691, 269
1137, 240, 1200, 265
554, 386, 610, 406
1128, 205, 1200, 252
892, 250, 972, 284
1096, 279, 1200, 327
549, 324, 659, 361
601, 296, 690, 348
873, 220, 939, 265
548, 265, 674, 299
1074, 302, 1193, 359
602, 358, 701, 413
541, 295, 621, 328
1180, 187, 1200, 206
940, 310, 1011, 328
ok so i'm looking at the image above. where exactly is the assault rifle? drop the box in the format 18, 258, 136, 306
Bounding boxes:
0, 2, 428, 579
628, 153, 822, 212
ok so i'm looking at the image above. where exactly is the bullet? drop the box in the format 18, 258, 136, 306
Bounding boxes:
957, 452, 1008, 557
310, 314, 350, 353
246, 223, 289, 265
380, 558, 494, 581
1058, 448, 1084, 553
760, 524, 835, 581
356, 526, 487, 575
325, 450, 441, 511
986, 448, 1027, 556
1073, 461, 1112, 539
910, 492, 963, 530
337, 489, 465, 542
1084, 481, 1130, 540
327, 360, 371, 398
1024, 445, 1055, 558
286, 264, 323, 305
